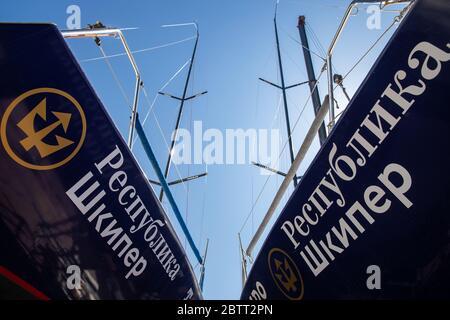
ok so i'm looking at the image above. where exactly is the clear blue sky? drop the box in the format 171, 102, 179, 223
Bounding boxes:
0, 0, 405, 299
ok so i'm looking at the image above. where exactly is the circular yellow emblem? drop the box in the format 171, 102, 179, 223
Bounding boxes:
1, 88, 87, 170
268, 247, 304, 300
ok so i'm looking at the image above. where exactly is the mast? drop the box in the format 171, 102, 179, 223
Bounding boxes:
158, 25, 207, 202
274, 9, 297, 187
258, 3, 311, 187
297, 16, 327, 146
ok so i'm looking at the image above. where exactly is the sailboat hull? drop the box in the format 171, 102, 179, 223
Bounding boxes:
242, 0, 450, 300
0, 23, 201, 300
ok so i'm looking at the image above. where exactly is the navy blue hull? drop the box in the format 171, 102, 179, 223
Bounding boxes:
242, 0, 450, 300
0, 23, 201, 300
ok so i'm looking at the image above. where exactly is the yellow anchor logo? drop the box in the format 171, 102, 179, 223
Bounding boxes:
274, 257, 298, 293
18, 98, 74, 158
268, 248, 304, 300
1, 88, 87, 170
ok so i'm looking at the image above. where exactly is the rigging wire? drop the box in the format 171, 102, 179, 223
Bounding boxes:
305, 23, 327, 58
255, 79, 260, 120
256, 36, 278, 120
334, 108, 347, 121
188, 57, 210, 257
285, 89, 308, 121
198, 167, 208, 249
98, 45, 132, 109
306, 24, 322, 56
270, 94, 283, 130
97, 44, 190, 196
329, 4, 411, 96
131, 58, 190, 149
334, 14, 400, 90
82, 36, 196, 63
141, 88, 190, 195
198, 90, 210, 248
282, 111, 289, 206
302, 20, 345, 78
279, 25, 326, 61
280, 45, 307, 80
139, 59, 190, 127
252, 175, 257, 235
240, 68, 325, 234
193, 262, 200, 271
184, 57, 197, 249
